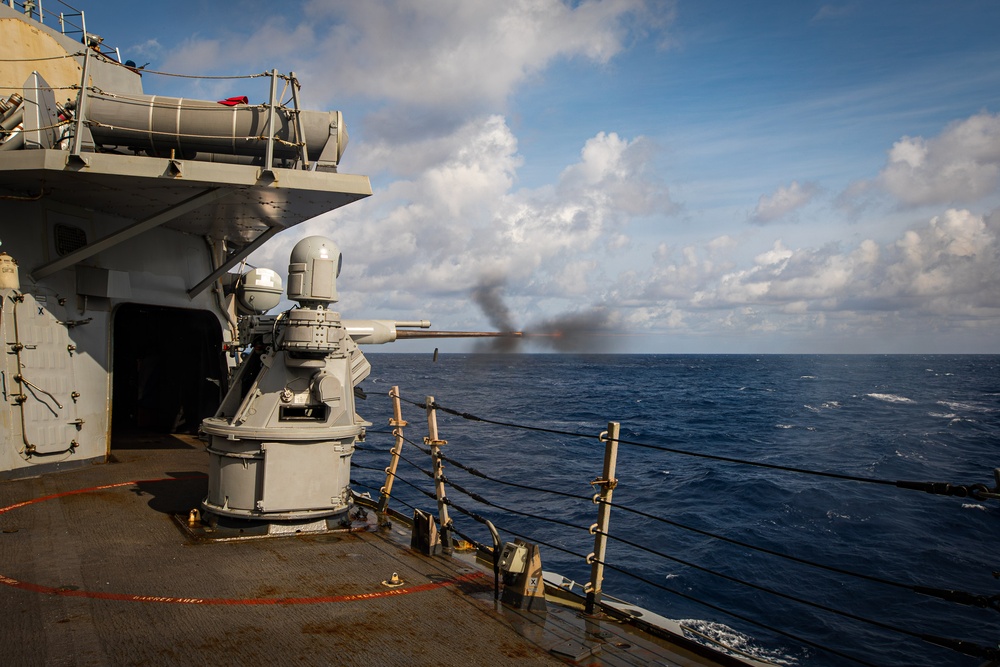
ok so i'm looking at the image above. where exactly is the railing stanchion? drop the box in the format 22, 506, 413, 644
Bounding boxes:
378, 386, 407, 515
425, 395, 453, 554
288, 71, 309, 170
70, 31, 91, 157
485, 519, 501, 600
264, 69, 277, 170
586, 421, 620, 614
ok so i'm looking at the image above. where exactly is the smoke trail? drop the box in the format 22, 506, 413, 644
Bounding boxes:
471, 277, 620, 353
471, 278, 515, 332
471, 278, 521, 352
525, 307, 617, 353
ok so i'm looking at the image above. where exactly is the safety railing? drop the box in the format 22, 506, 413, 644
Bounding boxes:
1, 7, 317, 170
350, 385, 1000, 667
66, 69, 316, 170
4, 0, 120, 62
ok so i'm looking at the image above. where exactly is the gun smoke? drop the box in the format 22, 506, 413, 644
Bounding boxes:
471, 278, 617, 353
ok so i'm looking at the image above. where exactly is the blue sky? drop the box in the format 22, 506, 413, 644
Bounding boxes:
87, 1, 1000, 353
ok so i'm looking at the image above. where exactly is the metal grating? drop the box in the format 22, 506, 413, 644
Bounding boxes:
53, 224, 87, 256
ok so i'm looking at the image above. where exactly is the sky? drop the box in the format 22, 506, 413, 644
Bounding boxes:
86, 0, 1000, 353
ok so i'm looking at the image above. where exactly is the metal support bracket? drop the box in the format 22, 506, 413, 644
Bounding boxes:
187, 225, 281, 298
31, 187, 231, 280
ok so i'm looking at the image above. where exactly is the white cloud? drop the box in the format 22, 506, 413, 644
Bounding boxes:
754, 240, 794, 267
877, 112, 1000, 206
124, 38, 162, 62
184, 3, 996, 351
884, 208, 998, 301
158, 0, 652, 113
150, 0, 681, 331
611, 208, 1000, 337
315, 0, 645, 109
750, 181, 819, 224
254, 120, 673, 321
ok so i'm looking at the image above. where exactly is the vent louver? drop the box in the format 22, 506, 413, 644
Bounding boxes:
54, 224, 87, 256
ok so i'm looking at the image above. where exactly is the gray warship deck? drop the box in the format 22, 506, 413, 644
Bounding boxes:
0, 433, 727, 667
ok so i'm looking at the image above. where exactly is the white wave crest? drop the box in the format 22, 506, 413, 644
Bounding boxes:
937, 400, 995, 413
867, 393, 915, 404
680, 619, 799, 666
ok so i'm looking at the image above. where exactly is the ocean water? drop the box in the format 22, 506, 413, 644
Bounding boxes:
351, 354, 1000, 667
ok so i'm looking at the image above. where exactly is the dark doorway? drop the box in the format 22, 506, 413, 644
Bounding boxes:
112, 304, 224, 440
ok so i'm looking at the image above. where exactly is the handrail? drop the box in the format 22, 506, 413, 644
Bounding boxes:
356, 386, 1000, 666
5, 0, 120, 62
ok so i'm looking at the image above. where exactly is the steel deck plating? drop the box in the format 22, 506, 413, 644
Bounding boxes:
0, 432, 734, 666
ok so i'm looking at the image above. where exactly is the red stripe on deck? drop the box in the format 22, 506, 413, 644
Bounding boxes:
0, 478, 485, 604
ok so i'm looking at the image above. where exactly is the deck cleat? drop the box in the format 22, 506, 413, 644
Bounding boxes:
382, 572, 404, 588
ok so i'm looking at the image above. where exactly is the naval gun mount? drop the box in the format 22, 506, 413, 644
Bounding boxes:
199, 236, 518, 534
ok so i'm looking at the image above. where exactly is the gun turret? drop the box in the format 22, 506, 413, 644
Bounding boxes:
202, 236, 525, 527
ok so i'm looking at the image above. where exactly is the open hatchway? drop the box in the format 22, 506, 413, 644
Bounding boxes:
111, 304, 225, 445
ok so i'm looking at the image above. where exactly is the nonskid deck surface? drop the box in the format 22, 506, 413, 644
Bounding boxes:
0, 434, 712, 667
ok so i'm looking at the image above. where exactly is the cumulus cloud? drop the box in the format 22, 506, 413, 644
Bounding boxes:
495, 132, 674, 273
875, 112, 1000, 207
197, 3, 996, 350
254, 119, 673, 322
228, 1, 680, 332
612, 208, 1000, 339
884, 208, 999, 303
317, 0, 644, 109
124, 38, 162, 62
156, 0, 651, 113
750, 181, 820, 224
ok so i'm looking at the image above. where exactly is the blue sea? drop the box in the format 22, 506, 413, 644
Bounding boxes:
352, 354, 1000, 667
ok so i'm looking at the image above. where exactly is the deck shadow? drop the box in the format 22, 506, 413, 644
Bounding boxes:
131, 472, 208, 515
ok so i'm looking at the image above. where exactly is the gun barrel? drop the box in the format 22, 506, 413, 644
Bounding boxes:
343, 319, 522, 345
395, 330, 523, 339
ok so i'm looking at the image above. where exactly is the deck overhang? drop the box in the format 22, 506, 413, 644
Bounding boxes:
0, 149, 372, 281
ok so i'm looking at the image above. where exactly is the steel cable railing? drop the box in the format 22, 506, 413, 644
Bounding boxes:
392, 442, 1000, 664
364, 420, 1000, 613
401, 394, 1000, 502
0, 52, 87, 62
358, 388, 1000, 666
352, 425, 868, 665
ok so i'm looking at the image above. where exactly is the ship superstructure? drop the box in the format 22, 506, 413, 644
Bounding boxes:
0, 0, 371, 480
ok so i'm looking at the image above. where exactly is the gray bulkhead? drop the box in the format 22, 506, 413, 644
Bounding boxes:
0, 4, 372, 479
0, 205, 230, 478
